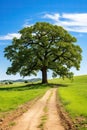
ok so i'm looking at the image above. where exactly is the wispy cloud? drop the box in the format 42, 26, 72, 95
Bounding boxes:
1, 13, 87, 42
43, 13, 60, 21
23, 19, 33, 27
43, 13, 87, 33
0, 33, 21, 40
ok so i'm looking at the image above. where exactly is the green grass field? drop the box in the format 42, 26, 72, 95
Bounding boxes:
50, 75, 87, 130
0, 83, 49, 114
0, 75, 87, 130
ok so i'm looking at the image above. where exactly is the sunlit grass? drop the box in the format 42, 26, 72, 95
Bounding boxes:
0, 83, 49, 112
50, 75, 87, 130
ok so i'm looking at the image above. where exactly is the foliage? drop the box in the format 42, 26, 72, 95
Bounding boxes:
5, 82, 9, 85
4, 22, 82, 83
24, 80, 28, 83
8, 81, 13, 84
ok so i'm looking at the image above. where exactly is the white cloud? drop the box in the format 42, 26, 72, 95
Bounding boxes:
23, 19, 33, 27
1, 13, 87, 42
43, 13, 87, 33
43, 13, 60, 21
0, 33, 21, 40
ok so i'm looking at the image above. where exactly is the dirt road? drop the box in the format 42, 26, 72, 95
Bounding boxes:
10, 88, 65, 130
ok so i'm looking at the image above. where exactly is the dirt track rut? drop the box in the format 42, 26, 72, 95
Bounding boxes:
11, 88, 65, 130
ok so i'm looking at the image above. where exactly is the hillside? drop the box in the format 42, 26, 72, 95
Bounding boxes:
50, 75, 87, 130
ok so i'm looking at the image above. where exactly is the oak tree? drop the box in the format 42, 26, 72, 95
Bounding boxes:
4, 22, 82, 83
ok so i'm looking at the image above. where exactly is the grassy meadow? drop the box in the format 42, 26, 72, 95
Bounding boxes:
50, 75, 87, 130
0, 83, 49, 114
0, 75, 87, 129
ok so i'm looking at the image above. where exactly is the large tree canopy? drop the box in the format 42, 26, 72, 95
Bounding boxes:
4, 22, 82, 83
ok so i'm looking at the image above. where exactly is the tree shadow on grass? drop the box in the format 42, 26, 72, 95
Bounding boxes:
48, 83, 68, 88
0, 83, 68, 91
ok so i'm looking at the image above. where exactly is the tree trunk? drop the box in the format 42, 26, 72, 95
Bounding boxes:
41, 66, 48, 84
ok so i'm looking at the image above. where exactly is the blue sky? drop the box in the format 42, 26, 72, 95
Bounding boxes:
0, 0, 87, 80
